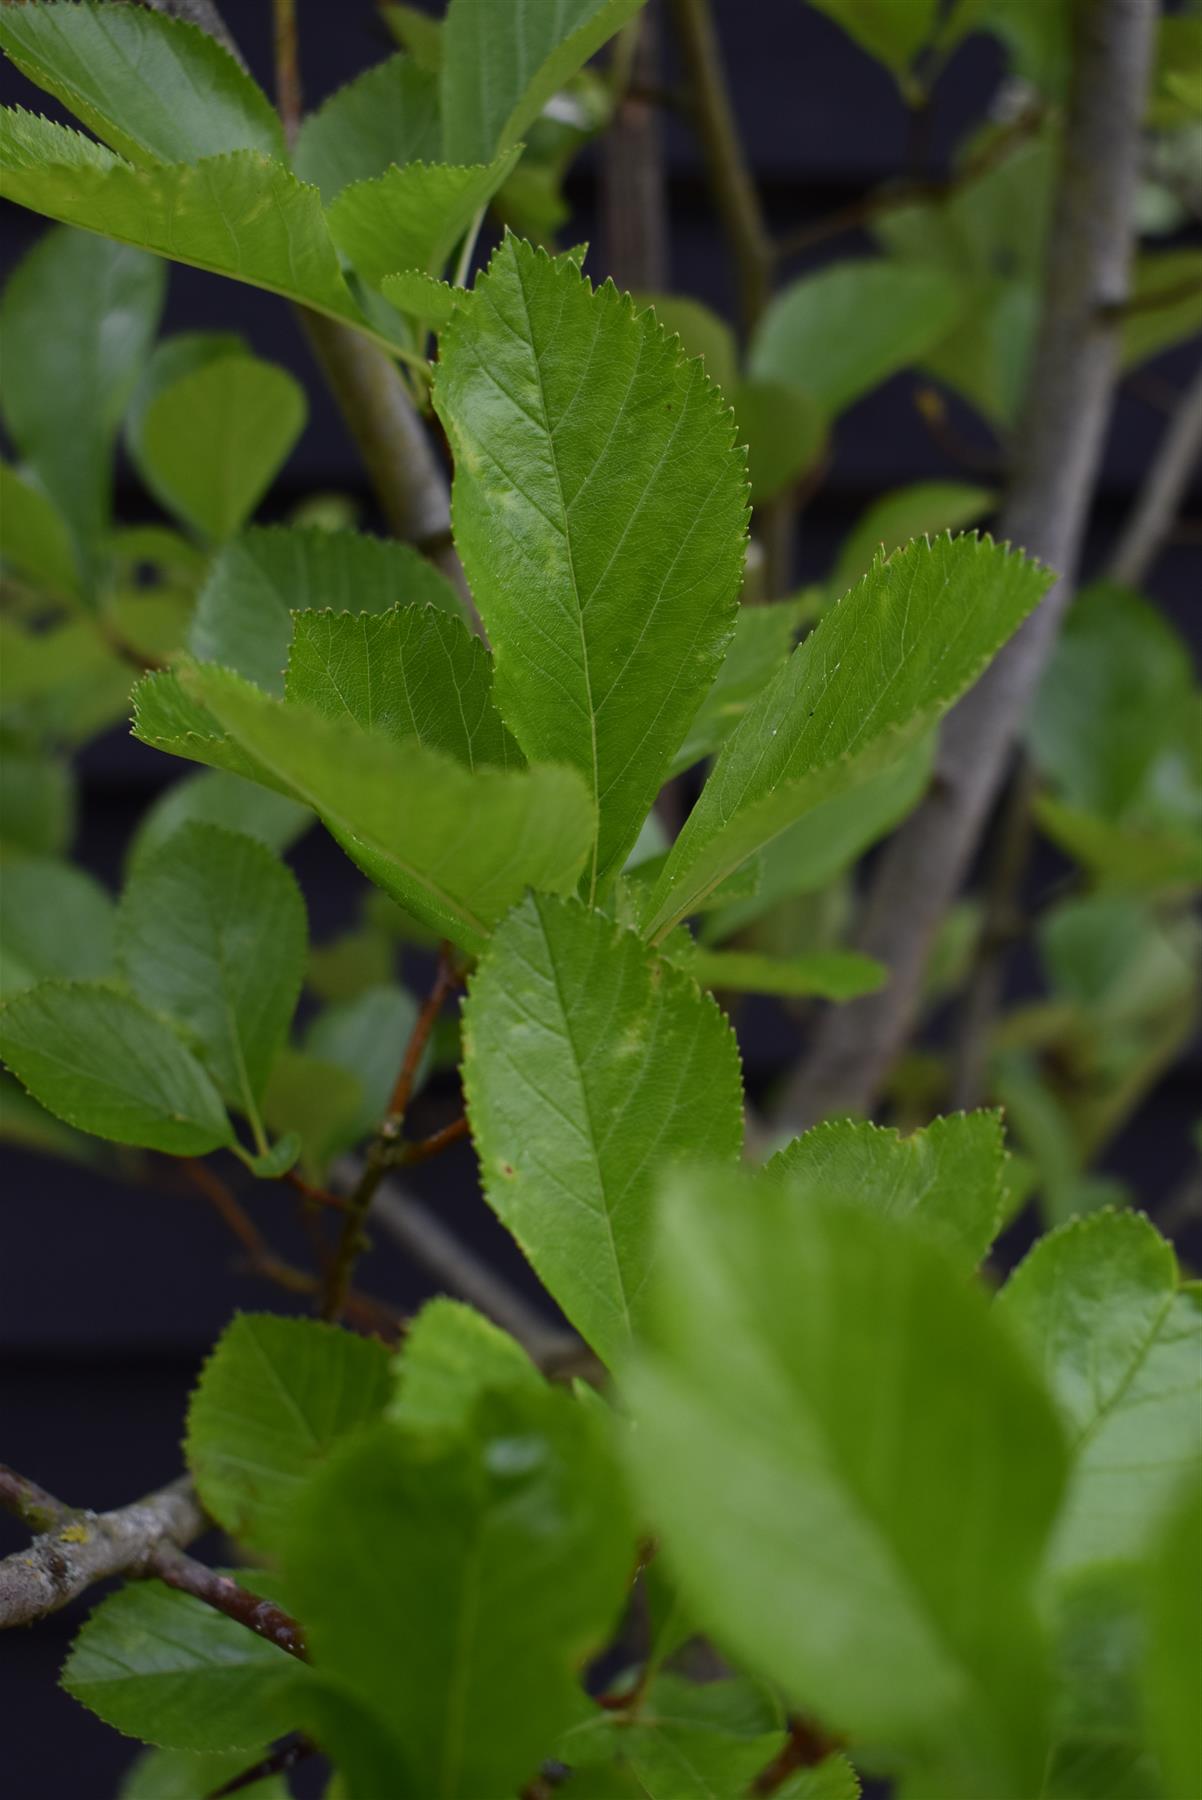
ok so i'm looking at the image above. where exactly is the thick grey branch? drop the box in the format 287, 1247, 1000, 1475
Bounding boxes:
1109, 360, 1202, 587
0, 1472, 204, 1628
603, 6, 670, 294
773, 0, 1157, 1130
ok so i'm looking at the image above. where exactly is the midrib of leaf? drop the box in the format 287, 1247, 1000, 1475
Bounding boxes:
1070, 1288, 1179, 1458
510, 251, 602, 903
243, 1317, 325, 1452
530, 919, 633, 1339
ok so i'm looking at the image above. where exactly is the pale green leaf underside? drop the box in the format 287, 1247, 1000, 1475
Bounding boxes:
435, 236, 749, 891
0, 980, 232, 1154
143, 661, 596, 954
441, 0, 645, 163
0, 118, 393, 349
185, 1312, 392, 1553
998, 1210, 1202, 1575
326, 151, 521, 289
62, 1580, 305, 1752
286, 604, 521, 771
626, 1176, 1068, 1796
190, 525, 463, 697
463, 893, 744, 1368
133, 354, 306, 541
0, 1, 284, 167
642, 534, 1052, 941
118, 822, 306, 1116
765, 1111, 1006, 1269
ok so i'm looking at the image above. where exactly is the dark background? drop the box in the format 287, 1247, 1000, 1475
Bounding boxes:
2, 3, 1200, 1794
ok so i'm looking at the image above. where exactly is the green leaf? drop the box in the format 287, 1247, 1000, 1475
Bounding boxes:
121, 1745, 289, 1800
637, 292, 738, 394
0, 120, 381, 347
261, 1047, 364, 1180
152, 660, 596, 955
128, 346, 306, 541
702, 732, 936, 942
0, 614, 131, 744
284, 1390, 634, 1799
669, 598, 804, 777
379, 267, 457, 327
1146, 1475, 1202, 1800
326, 152, 521, 290
749, 261, 963, 420
287, 604, 522, 769
0, 980, 232, 1153
641, 534, 1051, 941
0, 458, 79, 597
389, 1296, 544, 1433
126, 770, 310, 876
560, 1673, 790, 1798
683, 945, 886, 1001
293, 52, 441, 202
1030, 583, 1200, 836
462, 893, 744, 1368
186, 1313, 393, 1554
803, 0, 944, 76
998, 1210, 1202, 1575
0, 224, 164, 577
765, 1111, 1006, 1269
0, 2, 284, 167
0, 855, 114, 999
304, 983, 418, 1146
0, 746, 75, 855
625, 1172, 1068, 1798
62, 1580, 305, 1752
383, 3, 444, 72
1039, 1569, 1162, 1800
435, 236, 749, 889
190, 525, 463, 696
118, 822, 306, 1120
441, 0, 644, 163
1122, 249, 1202, 371
733, 377, 826, 503
829, 481, 997, 596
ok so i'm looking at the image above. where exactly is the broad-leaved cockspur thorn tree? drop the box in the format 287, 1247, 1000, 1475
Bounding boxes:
0, 2, 1199, 1797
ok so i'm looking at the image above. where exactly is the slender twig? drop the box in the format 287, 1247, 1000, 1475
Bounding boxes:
773, 0, 1158, 1130
1109, 360, 1202, 587
320, 948, 460, 1321
352, 1163, 597, 1377
282, 1167, 349, 1211
396, 1113, 471, 1167
750, 1718, 845, 1795
774, 99, 1046, 262
0, 1473, 205, 1628
182, 1160, 403, 1338
669, 0, 773, 334
1104, 272, 1202, 320
912, 385, 1004, 474
271, 0, 303, 150
151, 1546, 307, 1659
208, 1738, 317, 1799
602, 6, 670, 294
